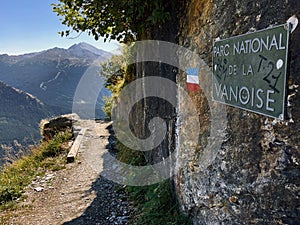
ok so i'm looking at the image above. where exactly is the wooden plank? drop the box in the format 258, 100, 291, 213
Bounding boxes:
67, 128, 87, 163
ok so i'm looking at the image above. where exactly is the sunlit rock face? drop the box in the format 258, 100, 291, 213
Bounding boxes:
176, 0, 300, 224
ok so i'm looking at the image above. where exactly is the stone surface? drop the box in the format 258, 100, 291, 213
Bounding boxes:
41, 114, 79, 140
34, 187, 44, 192
176, 0, 300, 224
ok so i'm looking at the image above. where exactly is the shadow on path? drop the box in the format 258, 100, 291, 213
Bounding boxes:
63, 122, 133, 225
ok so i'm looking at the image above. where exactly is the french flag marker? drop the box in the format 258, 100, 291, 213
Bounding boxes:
186, 67, 200, 92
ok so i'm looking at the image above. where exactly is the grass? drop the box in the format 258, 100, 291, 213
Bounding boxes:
116, 141, 192, 225
0, 130, 72, 210
126, 181, 192, 225
116, 141, 146, 166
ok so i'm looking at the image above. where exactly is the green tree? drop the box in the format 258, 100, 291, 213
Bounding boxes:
52, 0, 171, 43
101, 54, 126, 93
100, 45, 135, 118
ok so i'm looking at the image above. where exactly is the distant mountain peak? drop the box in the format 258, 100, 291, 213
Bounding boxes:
68, 42, 109, 57
69, 42, 93, 49
63, 42, 112, 61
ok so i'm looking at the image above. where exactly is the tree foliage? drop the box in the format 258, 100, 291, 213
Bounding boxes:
100, 45, 135, 91
52, 0, 171, 43
101, 54, 126, 92
100, 45, 135, 118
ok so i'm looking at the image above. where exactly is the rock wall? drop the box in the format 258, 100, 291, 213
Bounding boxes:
176, 0, 300, 224
127, 1, 179, 177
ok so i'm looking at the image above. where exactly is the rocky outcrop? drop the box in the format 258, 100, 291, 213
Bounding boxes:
176, 0, 300, 224
41, 114, 79, 141
108, 1, 299, 223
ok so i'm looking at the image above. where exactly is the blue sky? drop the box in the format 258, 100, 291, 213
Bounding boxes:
0, 0, 119, 55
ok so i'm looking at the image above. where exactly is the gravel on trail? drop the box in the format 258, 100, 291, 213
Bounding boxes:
3, 120, 134, 225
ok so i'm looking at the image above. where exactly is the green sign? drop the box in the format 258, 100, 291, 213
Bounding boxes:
212, 24, 290, 119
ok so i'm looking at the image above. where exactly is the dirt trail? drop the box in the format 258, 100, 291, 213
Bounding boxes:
3, 120, 132, 225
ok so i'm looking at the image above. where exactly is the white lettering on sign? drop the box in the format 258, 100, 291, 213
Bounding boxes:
214, 83, 276, 112
213, 44, 230, 57
233, 33, 286, 55
212, 24, 289, 119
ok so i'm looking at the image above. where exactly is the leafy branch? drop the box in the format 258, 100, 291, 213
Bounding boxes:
52, 0, 171, 43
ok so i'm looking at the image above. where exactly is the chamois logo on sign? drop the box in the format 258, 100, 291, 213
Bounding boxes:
212, 24, 290, 120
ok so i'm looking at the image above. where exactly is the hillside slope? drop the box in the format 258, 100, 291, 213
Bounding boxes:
0, 81, 52, 165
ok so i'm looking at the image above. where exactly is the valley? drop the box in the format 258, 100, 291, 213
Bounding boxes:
0, 43, 112, 166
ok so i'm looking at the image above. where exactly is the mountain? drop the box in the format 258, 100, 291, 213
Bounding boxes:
0, 42, 113, 166
0, 42, 112, 118
68, 42, 112, 60
0, 81, 52, 165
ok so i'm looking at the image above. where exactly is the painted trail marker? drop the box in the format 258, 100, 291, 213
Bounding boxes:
212, 24, 290, 119
186, 67, 200, 92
